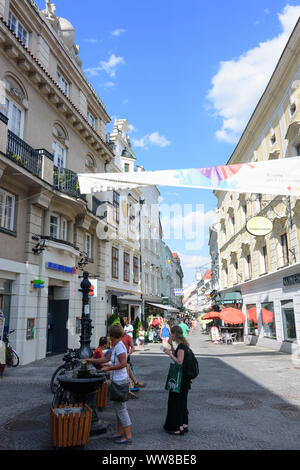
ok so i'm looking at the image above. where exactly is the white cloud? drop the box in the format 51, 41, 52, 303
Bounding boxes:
132, 132, 171, 149
161, 208, 217, 235
84, 38, 100, 44
85, 54, 125, 78
132, 136, 147, 148
148, 132, 171, 147
111, 28, 127, 36
207, 5, 300, 144
103, 81, 115, 89
177, 253, 211, 270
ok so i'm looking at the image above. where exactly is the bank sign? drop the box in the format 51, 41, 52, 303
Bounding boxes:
47, 262, 77, 274
283, 273, 300, 287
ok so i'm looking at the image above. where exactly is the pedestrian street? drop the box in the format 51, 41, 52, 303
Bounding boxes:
1, 328, 300, 450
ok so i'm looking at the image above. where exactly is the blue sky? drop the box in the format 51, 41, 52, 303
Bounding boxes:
36, 0, 300, 287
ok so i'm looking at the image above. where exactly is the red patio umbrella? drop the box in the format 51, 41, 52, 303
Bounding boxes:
201, 311, 220, 320
261, 308, 274, 324
247, 307, 258, 324
219, 307, 245, 325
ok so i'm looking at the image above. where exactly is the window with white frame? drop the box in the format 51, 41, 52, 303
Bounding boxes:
8, 11, 29, 47
87, 110, 97, 130
123, 252, 130, 282
61, 218, 68, 241
56, 70, 70, 97
280, 233, 289, 266
260, 245, 268, 274
86, 233, 93, 259
0, 189, 15, 232
245, 254, 252, 279
4, 98, 24, 138
129, 204, 135, 232
145, 273, 149, 295
52, 140, 66, 168
50, 214, 60, 239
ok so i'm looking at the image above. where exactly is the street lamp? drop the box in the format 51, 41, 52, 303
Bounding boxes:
78, 271, 93, 359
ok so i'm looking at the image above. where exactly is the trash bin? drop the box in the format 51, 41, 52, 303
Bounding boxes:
50, 403, 92, 448
95, 381, 109, 410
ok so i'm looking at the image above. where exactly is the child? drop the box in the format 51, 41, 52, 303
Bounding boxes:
137, 326, 145, 351
93, 336, 108, 369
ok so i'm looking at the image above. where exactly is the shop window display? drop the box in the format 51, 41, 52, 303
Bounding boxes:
261, 302, 276, 339
246, 304, 257, 335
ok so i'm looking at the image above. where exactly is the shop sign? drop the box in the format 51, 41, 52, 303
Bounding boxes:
246, 216, 273, 237
162, 297, 169, 305
47, 262, 77, 274
31, 280, 45, 289
174, 288, 184, 296
283, 273, 300, 287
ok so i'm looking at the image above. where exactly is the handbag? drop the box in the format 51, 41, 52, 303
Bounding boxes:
165, 362, 182, 393
109, 347, 129, 402
110, 380, 129, 402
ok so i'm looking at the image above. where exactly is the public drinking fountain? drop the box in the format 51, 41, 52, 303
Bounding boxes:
57, 271, 108, 435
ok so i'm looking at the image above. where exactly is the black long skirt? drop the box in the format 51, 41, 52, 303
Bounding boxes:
163, 377, 190, 432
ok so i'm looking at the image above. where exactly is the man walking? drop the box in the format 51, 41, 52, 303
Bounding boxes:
178, 319, 190, 338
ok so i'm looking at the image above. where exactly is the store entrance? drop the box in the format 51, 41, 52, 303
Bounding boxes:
47, 286, 69, 355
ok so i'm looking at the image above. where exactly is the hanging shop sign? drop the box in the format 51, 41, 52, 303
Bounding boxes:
174, 288, 185, 296
31, 280, 45, 289
78, 157, 300, 197
47, 262, 77, 274
283, 273, 300, 287
246, 216, 273, 237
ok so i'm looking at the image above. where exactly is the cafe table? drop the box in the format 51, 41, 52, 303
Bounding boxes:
220, 326, 244, 342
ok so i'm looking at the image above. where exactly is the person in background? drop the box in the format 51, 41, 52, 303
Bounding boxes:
178, 319, 190, 338
124, 318, 134, 338
122, 332, 145, 397
92, 336, 108, 369
160, 319, 171, 349
136, 325, 145, 351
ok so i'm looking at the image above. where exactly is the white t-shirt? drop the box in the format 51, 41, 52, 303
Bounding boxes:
124, 324, 134, 338
110, 341, 129, 383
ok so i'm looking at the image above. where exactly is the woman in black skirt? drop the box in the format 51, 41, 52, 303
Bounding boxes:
163, 325, 191, 435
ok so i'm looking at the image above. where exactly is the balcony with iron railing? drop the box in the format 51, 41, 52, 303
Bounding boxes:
5, 130, 84, 200
6, 129, 42, 178
53, 165, 85, 200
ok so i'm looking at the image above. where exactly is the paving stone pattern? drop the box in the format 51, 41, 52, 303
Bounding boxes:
1, 329, 300, 450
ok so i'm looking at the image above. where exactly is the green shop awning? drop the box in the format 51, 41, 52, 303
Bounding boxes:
215, 292, 243, 305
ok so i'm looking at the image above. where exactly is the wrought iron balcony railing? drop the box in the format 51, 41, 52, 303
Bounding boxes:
53, 165, 85, 200
6, 130, 42, 177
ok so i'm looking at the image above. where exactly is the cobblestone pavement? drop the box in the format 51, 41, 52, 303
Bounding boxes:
1, 329, 300, 450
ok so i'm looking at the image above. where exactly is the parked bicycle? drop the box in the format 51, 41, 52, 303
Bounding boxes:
52, 381, 72, 407
4, 330, 19, 365
50, 348, 80, 394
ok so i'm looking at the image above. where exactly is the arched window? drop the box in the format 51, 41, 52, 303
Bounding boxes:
52, 122, 68, 168
85, 154, 96, 173
3, 74, 27, 138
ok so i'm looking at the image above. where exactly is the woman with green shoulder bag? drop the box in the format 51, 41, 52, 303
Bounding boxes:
163, 325, 191, 435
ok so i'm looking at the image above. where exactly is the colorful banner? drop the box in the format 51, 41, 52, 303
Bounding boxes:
78, 157, 300, 196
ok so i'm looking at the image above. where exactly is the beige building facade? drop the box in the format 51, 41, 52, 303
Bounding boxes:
0, 0, 114, 364
212, 19, 300, 353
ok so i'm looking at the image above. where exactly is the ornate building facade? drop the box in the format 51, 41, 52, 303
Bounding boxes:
211, 19, 300, 353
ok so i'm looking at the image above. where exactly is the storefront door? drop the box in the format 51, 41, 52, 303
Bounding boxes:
47, 299, 69, 354
281, 300, 296, 341
0, 280, 12, 334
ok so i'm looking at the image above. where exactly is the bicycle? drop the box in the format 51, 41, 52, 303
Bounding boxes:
3, 330, 19, 367
52, 382, 72, 407
50, 348, 80, 394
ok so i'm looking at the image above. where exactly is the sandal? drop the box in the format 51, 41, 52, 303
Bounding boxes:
168, 430, 184, 435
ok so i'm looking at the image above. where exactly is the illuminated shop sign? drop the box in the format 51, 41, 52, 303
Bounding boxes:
47, 262, 77, 274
